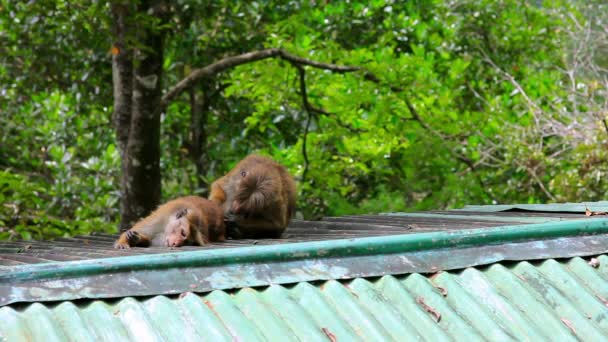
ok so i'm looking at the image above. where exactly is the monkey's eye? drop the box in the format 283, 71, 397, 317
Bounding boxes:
241, 171, 247, 177
181, 229, 187, 238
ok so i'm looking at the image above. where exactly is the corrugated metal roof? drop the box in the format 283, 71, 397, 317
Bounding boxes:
0, 211, 590, 266
3, 217, 608, 306
2, 255, 607, 341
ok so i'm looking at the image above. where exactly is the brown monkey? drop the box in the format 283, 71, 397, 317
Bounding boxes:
114, 196, 225, 249
209, 154, 296, 238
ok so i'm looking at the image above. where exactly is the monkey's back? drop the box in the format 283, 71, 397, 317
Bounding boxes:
235, 155, 297, 227
208, 154, 297, 239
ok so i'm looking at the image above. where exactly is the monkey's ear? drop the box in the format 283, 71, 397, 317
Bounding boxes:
175, 208, 188, 218
240, 171, 247, 177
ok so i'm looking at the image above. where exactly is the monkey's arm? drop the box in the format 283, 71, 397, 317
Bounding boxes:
232, 204, 289, 238
235, 215, 286, 230
114, 208, 174, 249
208, 177, 227, 205
184, 208, 211, 246
114, 230, 152, 249
191, 229, 211, 245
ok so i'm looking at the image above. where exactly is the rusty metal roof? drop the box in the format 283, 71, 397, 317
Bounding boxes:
1, 254, 607, 341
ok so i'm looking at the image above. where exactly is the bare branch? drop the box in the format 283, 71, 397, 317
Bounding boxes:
161, 48, 282, 107
161, 48, 362, 108
292, 64, 312, 183
479, 49, 542, 115
280, 50, 360, 73
517, 161, 557, 201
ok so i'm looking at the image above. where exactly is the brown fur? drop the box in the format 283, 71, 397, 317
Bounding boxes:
208, 154, 297, 238
114, 196, 225, 249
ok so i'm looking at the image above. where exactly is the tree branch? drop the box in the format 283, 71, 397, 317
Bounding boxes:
291, 64, 312, 183
161, 48, 361, 108
161, 49, 281, 108
163, 47, 492, 197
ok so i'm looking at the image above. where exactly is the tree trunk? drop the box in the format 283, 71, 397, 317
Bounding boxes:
189, 83, 210, 195
110, 2, 134, 231
119, 0, 167, 230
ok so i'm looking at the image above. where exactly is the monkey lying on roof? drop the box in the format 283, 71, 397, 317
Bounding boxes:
114, 196, 224, 249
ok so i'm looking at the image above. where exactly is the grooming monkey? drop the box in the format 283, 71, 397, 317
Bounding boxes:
209, 154, 296, 238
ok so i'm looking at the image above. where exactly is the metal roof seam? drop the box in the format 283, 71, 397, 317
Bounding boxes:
322, 279, 394, 341
347, 278, 423, 340
535, 260, 608, 334
234, 287, 300, 341
525, 260, 608, 337
261, 285, 330, 341
402, 273, 485, 340
432, 271, 519, 340
456, 267, 548, 340
375, 275, 452, 341
291, 281, 362, 340
563, 257, 608, 305
512, 261, 603, 340
484, 263, 578, 340
177, 292, 234, 341
205, 289, 267, 341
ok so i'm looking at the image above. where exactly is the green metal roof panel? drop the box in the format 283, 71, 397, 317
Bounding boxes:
2, 255, 608, 341
458, 201, 608, 213
3, 218, 608, 306
382, 212, 566, 223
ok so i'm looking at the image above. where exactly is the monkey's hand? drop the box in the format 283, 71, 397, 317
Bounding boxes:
126, 230, 141, 245
225, 212, 239, 223
114, 230, 146, 249
221, 217, 241, 239
114, 232, 132, 249
114, 241, 130, 249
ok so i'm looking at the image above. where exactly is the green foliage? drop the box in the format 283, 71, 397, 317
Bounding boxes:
222, 0, 578, 216
0, 90, 120, 239
2, 0, 606, 239
0, 169, 115, 240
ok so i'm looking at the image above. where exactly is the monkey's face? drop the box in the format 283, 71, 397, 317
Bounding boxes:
164, 216, 189, 247
229, 169, 249, 214
231, 169, 248, 190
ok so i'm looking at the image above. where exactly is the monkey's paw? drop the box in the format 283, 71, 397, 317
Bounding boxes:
224, 213, 242, 223
114, 240, 131, 249
125, 230, 141, 245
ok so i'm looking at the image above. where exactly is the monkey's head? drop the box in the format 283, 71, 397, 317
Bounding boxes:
164, 214, 190, 247
230, 165, 277, 216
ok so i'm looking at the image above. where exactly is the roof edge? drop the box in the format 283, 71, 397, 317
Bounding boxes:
2, 217, 608, 284
458, 202, 608, 213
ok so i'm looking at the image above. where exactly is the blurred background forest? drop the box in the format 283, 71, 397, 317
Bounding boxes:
1, 0, 607, 240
